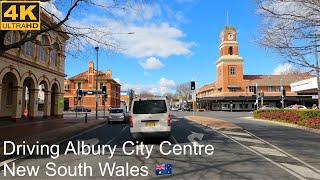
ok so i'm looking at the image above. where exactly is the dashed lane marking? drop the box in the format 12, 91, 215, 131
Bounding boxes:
171, 135, 179, 144
249, 146, 287, 157
221, 130, 252, 137
214, 129, 306, 180
281, 163, 320, 180
230, 136, 265, 144
245, 130, 320, 174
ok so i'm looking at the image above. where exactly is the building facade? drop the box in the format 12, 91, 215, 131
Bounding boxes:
197, 25, 316, 111
64, 61, 121, 110
0, 12, 68, 122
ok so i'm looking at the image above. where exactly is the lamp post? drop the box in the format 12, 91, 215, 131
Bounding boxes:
95, 46, 99, 120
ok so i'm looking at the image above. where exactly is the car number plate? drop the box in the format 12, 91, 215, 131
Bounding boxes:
146, 122, 155, 126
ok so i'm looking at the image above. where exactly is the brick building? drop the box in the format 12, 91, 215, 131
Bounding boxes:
64, 61, 121, 110
197, 25, 315, 111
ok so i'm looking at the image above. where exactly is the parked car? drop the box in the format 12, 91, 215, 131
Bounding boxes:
285, 105, 307, 109
130, 96, 170, 140
260, 105, 279, 110
108, 108, 129, 124
70, 107, 91, 112
170, 106, 179, 111
182, 105, 190, 111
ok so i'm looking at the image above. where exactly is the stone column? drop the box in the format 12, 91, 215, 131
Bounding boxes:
28, 89, 39, 120
43, 91, 51, 118
12, 86, 23, 122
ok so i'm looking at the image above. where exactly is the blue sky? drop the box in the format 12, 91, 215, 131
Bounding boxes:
47, 0, 291, 94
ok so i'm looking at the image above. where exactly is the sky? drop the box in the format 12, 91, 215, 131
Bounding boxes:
43, 0, 294, 95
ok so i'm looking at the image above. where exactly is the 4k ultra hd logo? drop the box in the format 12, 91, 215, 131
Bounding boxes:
0, 1, 40, 30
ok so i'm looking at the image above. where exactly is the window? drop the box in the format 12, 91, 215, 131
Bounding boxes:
229, 88, 236, 92
50, 47, 56, 66
4, 31, 16, 45
38, 36, 49, 63
267, 86, 272, 92
249, 86, 255, 92
100, 82, 103, 89
229, 46, 233, 55
275, 86, 281, 92
7, 82, 13, 105
230, 67, 236, 75
133, 100, 167, 114
77, 82, 81, 89
245, 104, 249, 109
22, 41, 33, 56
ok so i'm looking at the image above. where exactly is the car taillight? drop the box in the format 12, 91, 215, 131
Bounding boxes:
167, 114, 171, 126
130, 116, 133, 128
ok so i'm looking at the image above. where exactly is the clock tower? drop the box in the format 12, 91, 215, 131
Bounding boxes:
215, 25, 244, 93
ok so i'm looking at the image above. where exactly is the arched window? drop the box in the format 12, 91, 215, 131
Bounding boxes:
4, 31, 16, 45
50, 46, 56, 66
22, 34, 33, 56
229, 46, 233, 55
37, 36, 49, 63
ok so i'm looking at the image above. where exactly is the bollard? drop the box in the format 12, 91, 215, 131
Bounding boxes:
85, 113, 88, 123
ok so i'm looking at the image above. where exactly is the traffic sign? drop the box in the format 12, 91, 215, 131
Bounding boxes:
24, 109, 28, 116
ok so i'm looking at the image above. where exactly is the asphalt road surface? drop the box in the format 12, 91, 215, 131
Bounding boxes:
1, 111, 320, 179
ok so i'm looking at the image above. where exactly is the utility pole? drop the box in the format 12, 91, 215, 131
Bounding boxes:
314, 24, 320, 107
255, 83, 259, 110
95, 47, 99, 120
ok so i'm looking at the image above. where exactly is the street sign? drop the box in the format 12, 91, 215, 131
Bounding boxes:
95, 95, 99, 103
192, 92, 196, 101
24, 109, 28, 116
86, 91, 103, 95
312, 95, 318, 99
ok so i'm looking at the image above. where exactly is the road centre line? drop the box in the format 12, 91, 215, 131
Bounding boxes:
244, 130, 320, 174
171, 135, 179, 144
214, 129, 306, 180
106, 126, 128, 145
230, 136, 265, 144
249, 146, 287, 157
281, 163, 320, 179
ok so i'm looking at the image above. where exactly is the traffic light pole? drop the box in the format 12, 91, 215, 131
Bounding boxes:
95, 47, 99, 120
104, 95, 106, 120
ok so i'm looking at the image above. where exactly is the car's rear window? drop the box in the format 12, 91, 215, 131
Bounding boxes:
133, 100, 167, 114
110, 109, 123, 113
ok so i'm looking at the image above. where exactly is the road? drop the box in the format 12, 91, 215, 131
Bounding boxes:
1, 111, 320, 179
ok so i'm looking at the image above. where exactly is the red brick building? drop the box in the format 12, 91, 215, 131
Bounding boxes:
64, 61, 121, 110
197, 25, 315, 111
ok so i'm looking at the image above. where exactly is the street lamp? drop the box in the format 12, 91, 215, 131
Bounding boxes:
95, 46, 99, 120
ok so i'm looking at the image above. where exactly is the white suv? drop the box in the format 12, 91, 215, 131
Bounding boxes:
130, 96, 171, 139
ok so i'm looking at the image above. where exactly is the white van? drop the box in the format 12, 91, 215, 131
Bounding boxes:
130, 96, 171, 139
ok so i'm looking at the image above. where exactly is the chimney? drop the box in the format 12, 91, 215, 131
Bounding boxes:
106, 69, 112, 78
88, 61, 94, 73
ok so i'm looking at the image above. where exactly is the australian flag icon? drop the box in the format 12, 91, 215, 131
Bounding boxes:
155, 164, 172, 175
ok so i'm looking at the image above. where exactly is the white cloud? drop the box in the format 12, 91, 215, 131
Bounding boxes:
139, 57, 164, 69
272, 63, 293, 75
114, 78, 121, 84
122, 78, 176, 95
41, 1, 64, 20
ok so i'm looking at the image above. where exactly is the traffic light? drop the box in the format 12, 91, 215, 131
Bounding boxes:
191, 81, 196, 90
78, 89, 83, 96
102, 86, 106, 94
102, 94, 107, 105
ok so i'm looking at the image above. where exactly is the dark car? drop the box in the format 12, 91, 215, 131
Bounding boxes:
182, 105, 190, 111
70, 107, 91, 112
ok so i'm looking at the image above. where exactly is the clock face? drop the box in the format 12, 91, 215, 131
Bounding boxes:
227, 34, 234, 40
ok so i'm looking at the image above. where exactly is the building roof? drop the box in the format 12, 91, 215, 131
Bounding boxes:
69, 70, 111, 81
222, 25, 236, 32
197, 82, 215, 92
244, 75, 312, 86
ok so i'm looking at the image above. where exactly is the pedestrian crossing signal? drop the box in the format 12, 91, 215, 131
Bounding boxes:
102, 86, 106, 94
191, 81, 195, 90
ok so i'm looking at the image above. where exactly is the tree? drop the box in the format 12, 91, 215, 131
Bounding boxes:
0, 0, 144, 56
280, 67, 310, 75
256, 0, 320, 105
175, 82, 192, 101
139, 91, 154, 98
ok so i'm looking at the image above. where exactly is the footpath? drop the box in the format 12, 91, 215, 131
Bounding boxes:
184, 115, 242, 131
0, 117, 107, 161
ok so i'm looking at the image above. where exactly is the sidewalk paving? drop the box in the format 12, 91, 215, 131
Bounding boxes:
0, 117, 107, 161
184, 115, 242, 131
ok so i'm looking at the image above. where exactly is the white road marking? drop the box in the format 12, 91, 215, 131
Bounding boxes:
171, 135, 179, 144
242, 116, 253, 119
106, 126, 128, 145
281, 163, 320, 179
171, 118, 179, 122
214, 129, 306, 180
249, 146, 287, 157
245, 130, 320, 174
230, 136, 265, 144
221, 130, 252, 137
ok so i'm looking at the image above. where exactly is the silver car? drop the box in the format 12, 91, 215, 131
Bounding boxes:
108, 108, 128, 124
